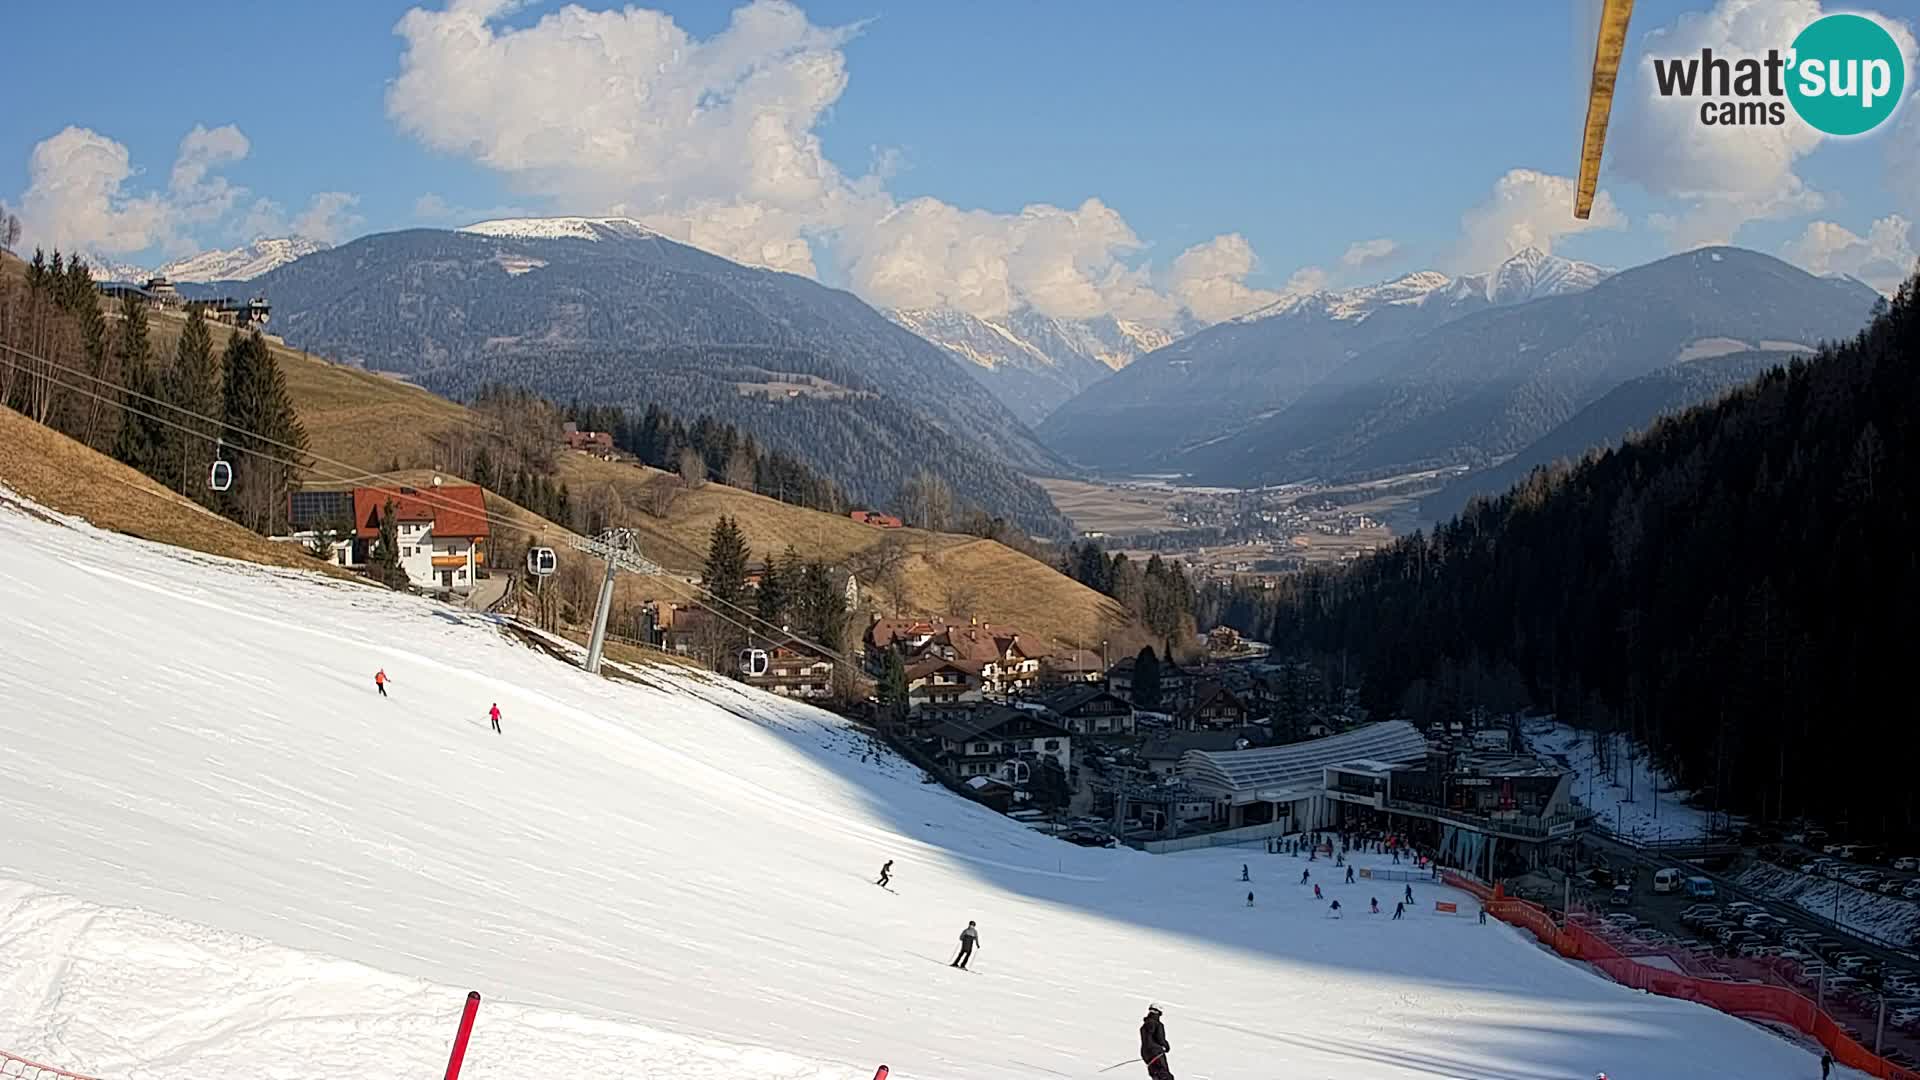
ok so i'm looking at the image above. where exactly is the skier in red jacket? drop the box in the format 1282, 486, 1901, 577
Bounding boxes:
489, 703, 502, 734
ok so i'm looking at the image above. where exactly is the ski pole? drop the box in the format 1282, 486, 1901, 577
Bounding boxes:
1099, 1056, 1150, 1073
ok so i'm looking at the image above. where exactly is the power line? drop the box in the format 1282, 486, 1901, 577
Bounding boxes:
0, 341, 872, 680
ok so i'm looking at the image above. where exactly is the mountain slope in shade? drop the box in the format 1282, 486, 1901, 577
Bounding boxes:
210, 223, 1071, 535
156, 237, 329, 283
1039, 248, 1607, 472
1419, 348, 1801, 523
1179, 248, 1881, 486
887, 307, 1180, 425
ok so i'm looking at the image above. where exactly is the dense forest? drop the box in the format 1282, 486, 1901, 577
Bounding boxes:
1056, 540, 1198, 655
1263, 275, 1919, 837
1, 250, 307, 536
563, 400, 847, 515
422, 346, 1072, 537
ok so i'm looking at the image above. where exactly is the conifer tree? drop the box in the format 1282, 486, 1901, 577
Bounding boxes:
703, 515, 750, 610
163, 306, 221, 504
219, 331, 308, 534
756, 549, 789, 625
879, 649, 909, 722
110, 294, 166, 478
1132, 646, 1163, 710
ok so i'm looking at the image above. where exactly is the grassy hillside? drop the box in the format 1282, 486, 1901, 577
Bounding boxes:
0, 405, 360, 581
0, 249, 1144, 655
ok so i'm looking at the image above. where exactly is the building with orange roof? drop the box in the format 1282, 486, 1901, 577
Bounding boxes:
346, 483, 491, 594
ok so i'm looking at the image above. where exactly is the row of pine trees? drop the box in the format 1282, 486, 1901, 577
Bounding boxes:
1, 250, 307, 535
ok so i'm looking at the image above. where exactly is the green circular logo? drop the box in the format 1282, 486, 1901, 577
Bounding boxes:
1787, 13, 1906, 136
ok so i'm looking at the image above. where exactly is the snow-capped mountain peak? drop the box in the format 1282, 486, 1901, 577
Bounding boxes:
1232, 250, 1608, 327
155, 237, 329, 283
459, 216, 659, 242
884, 306, 1187, 425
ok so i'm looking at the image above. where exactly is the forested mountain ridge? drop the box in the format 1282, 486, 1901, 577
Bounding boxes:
1038, 248, 1607, 473
186, 224, 1073, 536
1419, 348, 1797, 523
1265, 275, 1918, 833
1177, 248, 1882, 486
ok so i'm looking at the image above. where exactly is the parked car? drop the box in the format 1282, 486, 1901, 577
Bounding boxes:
1843, 870, 1883, 887
1726, 901, 1765, 916
1783, 930, 1822, 948
1891, 1008, 1920, 1030
1893, 856, 1920, 872
1602, 912, 1640, 929
1722, 930, 1763, 949
1836, 954, 1878, 974
1878, 879, 1906, 895
1901, 882, 1920, 900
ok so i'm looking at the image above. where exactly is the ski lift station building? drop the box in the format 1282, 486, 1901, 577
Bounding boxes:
1177, 721, 1429, 831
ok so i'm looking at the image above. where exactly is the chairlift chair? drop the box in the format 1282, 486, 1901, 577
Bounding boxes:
209, 436, 233, 492
527, 546, 558, 577
740, 648, 770, 678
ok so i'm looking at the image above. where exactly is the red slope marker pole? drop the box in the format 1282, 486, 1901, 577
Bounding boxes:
444, 991, 482, 1080
872, 1068, 889, 1080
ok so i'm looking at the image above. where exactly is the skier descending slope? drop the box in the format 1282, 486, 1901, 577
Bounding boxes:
489, 703, 502, 734
951, 920, 979, 969
374, 668, 389, 697
1140, 1004, 1174, 1080
876, 860, 893, 888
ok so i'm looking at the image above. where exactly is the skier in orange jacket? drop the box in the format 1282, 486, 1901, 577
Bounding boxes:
374, 669, 389, 697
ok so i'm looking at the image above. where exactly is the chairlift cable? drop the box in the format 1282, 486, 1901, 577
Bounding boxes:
0, 343, 873, 680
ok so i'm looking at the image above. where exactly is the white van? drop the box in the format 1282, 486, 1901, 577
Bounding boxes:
1653, 867, 1685, 894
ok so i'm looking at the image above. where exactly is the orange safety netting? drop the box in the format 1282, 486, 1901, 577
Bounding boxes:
1440, 871, 1920, 1080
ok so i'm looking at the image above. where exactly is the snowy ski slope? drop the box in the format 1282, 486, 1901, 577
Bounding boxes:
0, 489, 1854, 1079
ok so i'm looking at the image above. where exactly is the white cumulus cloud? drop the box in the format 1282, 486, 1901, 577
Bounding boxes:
1614, 0, 1917, 249
1449, 169, 1625, 272
1340, 238, 1400, 269
1168, 234, 1328, 323
19, 127, 173, 257
14, 124, 361, 257
1781, 215, 1917, 294
386, 0, 1325, 326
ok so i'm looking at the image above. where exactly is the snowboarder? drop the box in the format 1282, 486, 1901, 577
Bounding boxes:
876, 860, 893, 887
1370, 897, 1380, 915
1404, 884, 1414, 905
489, 703, 502, 734
1821, 1051, 1833, 1078
1300, 868, 1310, 885
374, 669, 389, 697
1240, 863, 1249, 882
1345, 865, 1355, 884
951, 921, 979, 969
1140, 1004, 1174, 1080
1329, 899, 1341, 917
1246, 891, 1255, 907
1393, 901, 1405, 920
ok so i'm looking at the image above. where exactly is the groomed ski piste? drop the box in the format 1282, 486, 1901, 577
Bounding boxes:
0, 487, 1862, 1079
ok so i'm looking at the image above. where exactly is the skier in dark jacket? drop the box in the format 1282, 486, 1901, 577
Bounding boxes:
951, 921, 979, 969
876, 860, 893, 887
1345, 865, 1356, 884
1240, 863, 1250, 882
1140, 1004, 1174, 1080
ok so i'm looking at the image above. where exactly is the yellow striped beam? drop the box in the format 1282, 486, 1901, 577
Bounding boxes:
1575, 0, 1636, 219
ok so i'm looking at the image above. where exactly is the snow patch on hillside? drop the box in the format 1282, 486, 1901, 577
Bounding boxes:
1734, 865, 1920, 951
461, 217, 659, 242
1524, 719, 1716, 842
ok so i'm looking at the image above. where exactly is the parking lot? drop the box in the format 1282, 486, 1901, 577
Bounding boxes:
1567, 853, 1920, 1070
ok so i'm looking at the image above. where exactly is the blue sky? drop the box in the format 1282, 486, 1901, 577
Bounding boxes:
4, 0, 1916, 316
